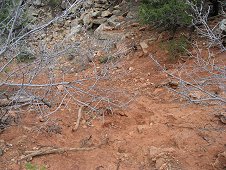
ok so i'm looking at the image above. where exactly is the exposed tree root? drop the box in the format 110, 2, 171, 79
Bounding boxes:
20, 145, 98, 161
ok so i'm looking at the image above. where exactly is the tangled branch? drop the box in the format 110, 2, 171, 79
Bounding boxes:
0, 0, 134, 131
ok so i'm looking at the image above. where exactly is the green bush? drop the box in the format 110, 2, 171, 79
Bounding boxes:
139, 0, 192, 31
0, 0, 14, 22
16, 50, 36, 63
98, 56, 112, 64
0, 0, 30, 34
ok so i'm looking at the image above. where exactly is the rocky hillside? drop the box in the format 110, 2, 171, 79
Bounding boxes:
0, 1, 226, 170
25, 0, 141, 72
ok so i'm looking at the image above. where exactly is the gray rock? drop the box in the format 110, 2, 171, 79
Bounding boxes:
32, 0, 42, 6
93, 18, 107, 25
126, 11, 135, 19
70, 25, 83, 34
101, 10, 113, 17
113, 5, 120, 10
219, 19, 226, 31
83, 13, 92, 26
92, 11, 102, 18
26, 24, 36, 31
112, 10, 121, 15
40, 33, 46, 39
107, 15, 123, 28
94, 23, 124, 40
64, 20, 71, 27
70, 19, 80, 27
140, 41, 149, 54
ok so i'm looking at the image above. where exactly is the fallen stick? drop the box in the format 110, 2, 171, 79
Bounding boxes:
20, 146, 97, 161
73, 105, 84, 131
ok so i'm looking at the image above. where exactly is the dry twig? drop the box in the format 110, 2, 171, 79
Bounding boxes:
73, 105, 84, 131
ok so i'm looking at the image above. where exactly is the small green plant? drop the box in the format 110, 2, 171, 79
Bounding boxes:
16, 51, 36, 63
98, 55, 113, 64
99, 56, 109, 64
3, 67, 10, 73
166, 36, 189, 61
25, 162, 46, 170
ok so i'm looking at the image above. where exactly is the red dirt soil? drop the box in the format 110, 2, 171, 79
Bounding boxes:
0, 31, 226, 170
